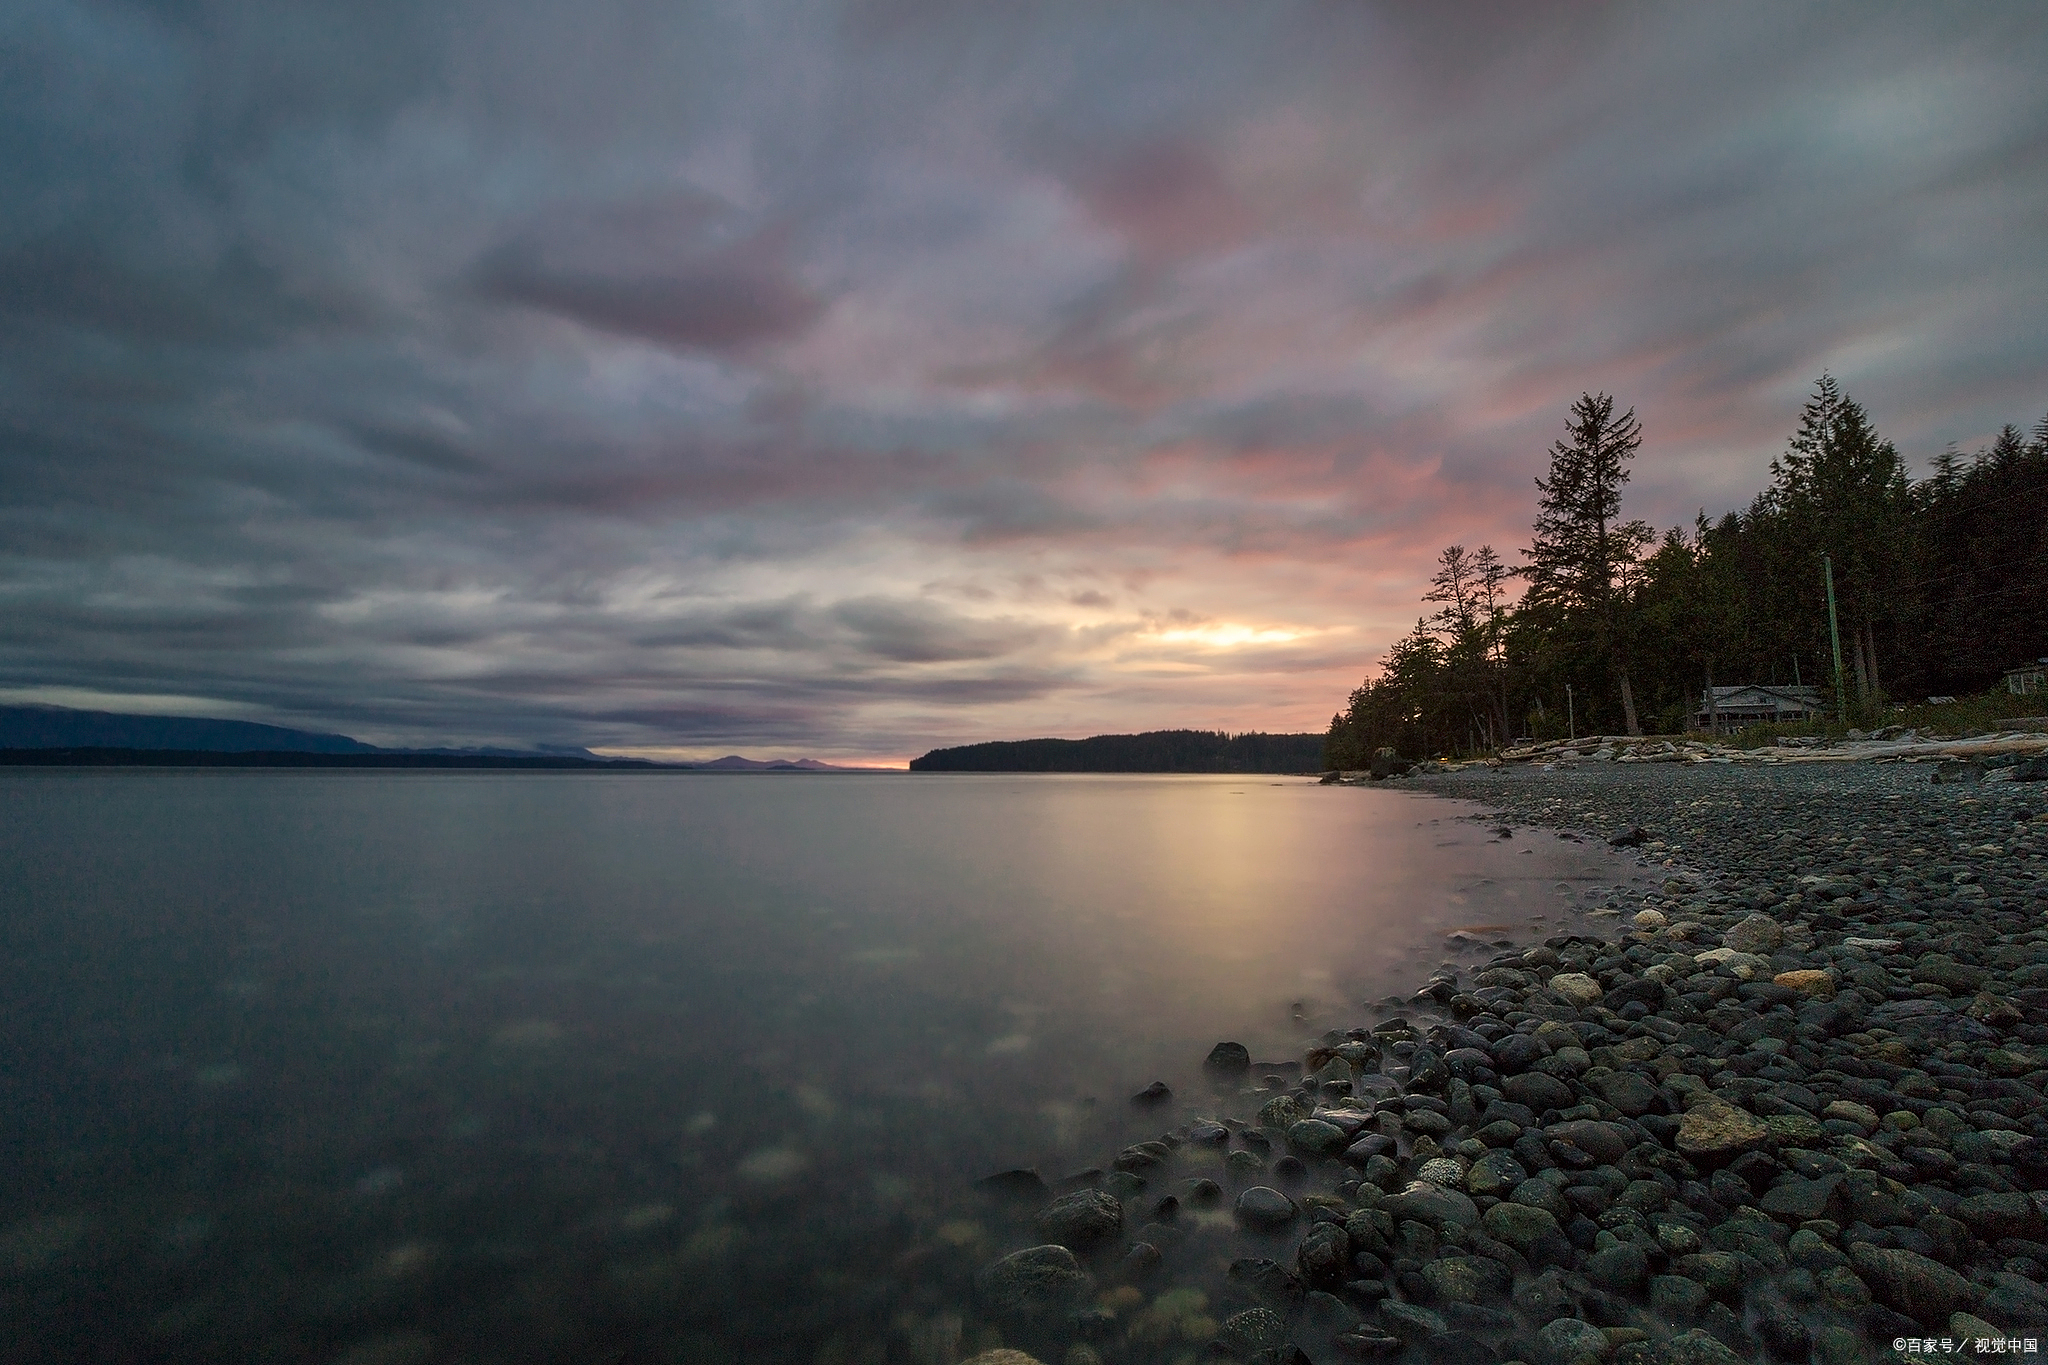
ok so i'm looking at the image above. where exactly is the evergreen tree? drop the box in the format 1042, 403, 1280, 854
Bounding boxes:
1522, 393, 1653, 734
1764, 374, 1910, 710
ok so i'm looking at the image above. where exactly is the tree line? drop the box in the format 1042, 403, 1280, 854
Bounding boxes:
912, 730, 1325, 773
1324, 376, 2048, 766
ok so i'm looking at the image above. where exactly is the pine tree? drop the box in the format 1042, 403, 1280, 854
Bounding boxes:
1523, 393, 1653, 734
1764, 374, 1910, 710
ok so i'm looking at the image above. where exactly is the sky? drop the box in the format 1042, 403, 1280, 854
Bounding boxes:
3, 2, 2046, 763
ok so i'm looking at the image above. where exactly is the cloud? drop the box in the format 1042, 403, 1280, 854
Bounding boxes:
468, 197, 826, 352
0, 1, 2044, 757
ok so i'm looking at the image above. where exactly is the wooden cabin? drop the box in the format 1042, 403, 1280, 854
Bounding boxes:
1694, 684, 1825, 732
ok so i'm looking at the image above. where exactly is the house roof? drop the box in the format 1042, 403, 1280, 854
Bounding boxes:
1701, 684, 1823, 706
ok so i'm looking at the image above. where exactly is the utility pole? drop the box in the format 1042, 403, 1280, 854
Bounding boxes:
1823, 553, 1847, 723
1566, 683, 1575, 741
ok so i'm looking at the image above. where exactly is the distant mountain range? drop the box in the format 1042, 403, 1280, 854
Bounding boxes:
910, 729, 1325, 773
0, 704, 876, 770
0, 704, 377, 754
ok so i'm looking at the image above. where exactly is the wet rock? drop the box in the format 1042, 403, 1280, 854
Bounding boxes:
1981, 1271, 2048, 1327
1235, 1186, 1299, 1232
1586, 1071, 1659, 1116
1205, 1041, 1252, 1076
1295, 1223, 1350, 1288
1584, 1242, 1649, 1293
1545, 1121, 1629, 1164
1480, 1200, 1560, 1254
1772, 969, 1834, 999
1380, 1181, 1479, 1231
1131, 1081, 1172, 1106
1604, 976, 1665, 1011
1343, 1133, 1395, 1165
1502, 1071, 1575, 1113
1538, 1316, 1609, 1363
1216, 1306, 1290, 1356
1821, 1100, 1878, 1132
1759, 1175, 1840, 1224
1849, 1244, 1981, 1325
1658, 1330, 1746, 1365
1650, 1274, 1709, 1320
1675, 1100, 1771, 1164
1911, 953, 1987, 994
1463, 1150, 1528, 1197
976, 1245, 1092, 1316
1334, 1329, 1403, 1358
1378, 1301, 1447, 1342
1723, 913, 1783, 955
1755, 1300, 1811, 1361
1549, 973, 1603, 1007
1955, 1192, 2043, 1243
1114, 1240, 1162, 1283
1490, 1033, 1549, 1074
1288, 1119, 1352, 1158
1034, 1190, 1123, 1251
1673, 1251, 1751, 1303
1415, 1255, 1507, 1305
1258, 1094, 1312, 1129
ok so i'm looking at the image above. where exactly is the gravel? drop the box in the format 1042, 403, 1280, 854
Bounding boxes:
966, 762, 2048, 1365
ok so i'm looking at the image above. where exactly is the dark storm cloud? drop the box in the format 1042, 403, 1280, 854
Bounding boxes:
467, 197, 826, 351
2, 1, 2045, 757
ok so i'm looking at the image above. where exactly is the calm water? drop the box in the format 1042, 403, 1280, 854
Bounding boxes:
0, 772, 1636, 1365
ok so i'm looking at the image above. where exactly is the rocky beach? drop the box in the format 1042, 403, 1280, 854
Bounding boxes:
943, 762, 2048, 1365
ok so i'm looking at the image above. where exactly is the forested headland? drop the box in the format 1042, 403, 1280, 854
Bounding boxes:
911, 730, 1324, 773
1325, 376, 2048, 768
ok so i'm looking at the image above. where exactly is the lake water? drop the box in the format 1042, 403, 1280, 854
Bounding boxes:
0, 771, 1639, 1365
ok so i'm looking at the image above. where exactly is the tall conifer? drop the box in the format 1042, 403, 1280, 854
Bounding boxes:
1524, 393, 1653, 734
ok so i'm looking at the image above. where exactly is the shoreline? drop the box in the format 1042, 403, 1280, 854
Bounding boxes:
959, 762, 2048, 1365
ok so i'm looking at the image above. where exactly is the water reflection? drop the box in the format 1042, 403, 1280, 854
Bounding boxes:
0, 772, 1639, 1363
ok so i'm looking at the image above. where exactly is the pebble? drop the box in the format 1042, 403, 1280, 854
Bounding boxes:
966, 763, 2048, 1365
